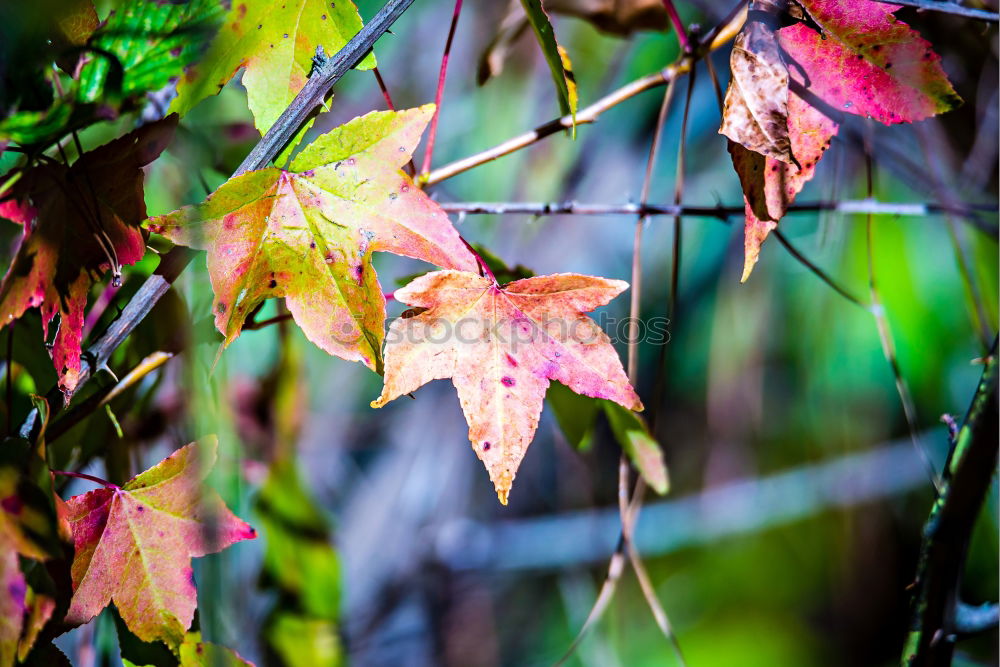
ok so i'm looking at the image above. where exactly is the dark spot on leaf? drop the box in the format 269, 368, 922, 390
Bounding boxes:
218, 302, 226, 313
885, 62, 892, 69
136, 505, 144, 512
310, 241, 317, 249
483, 442, 491, 451
269, 279, 277, 288
321, 14, 327, 19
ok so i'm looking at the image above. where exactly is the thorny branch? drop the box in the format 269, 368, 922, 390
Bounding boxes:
436, 199, 994, 221
903, 341, 998, 666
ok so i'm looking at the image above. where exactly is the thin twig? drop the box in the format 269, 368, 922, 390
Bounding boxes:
244, 312, 294, 331
661, 0, 691, 52
772, 230, 867, 309
423, 10, 746, 187
864, 154, 943, 494
372, 66, 397, 110
419, 0, 463, 181
874, 0, 999, 22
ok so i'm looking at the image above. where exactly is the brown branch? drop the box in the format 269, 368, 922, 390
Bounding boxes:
903, 342, 998, 666
18, 0, 417, 439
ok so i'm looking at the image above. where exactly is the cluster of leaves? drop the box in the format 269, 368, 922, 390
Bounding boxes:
719, 0, 960, 280
0, 0, 968, 662
2, 397, 254, 664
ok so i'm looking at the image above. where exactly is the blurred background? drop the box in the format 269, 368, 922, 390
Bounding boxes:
1, 0, 997, 665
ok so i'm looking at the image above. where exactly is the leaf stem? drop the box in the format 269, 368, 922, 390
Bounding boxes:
372, 66, 397, 110
661, 0, 690, 52
419, 0, 463, 182
51, 469, 120, 490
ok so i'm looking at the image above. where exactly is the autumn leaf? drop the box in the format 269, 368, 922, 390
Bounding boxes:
727, 0, 960, 281
719, 2, 794, 164
371, 270, 641, 505
63, 438, 256, 646
0, 117, 176, 398
732, 95, 839, 281
146, 106, 476, 370
520, 0, 578, 128
0, 533, 26, 667
784, 0, 961, 125
170, 0, 374, 143
16, 587, 55, 663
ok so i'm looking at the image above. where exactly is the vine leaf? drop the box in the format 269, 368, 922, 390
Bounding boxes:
371, 270, 641, 505
604, 402, 669, 495
17, 588, 55, 663
146, 106, 476, 370
786, 0, 961, 125
725, 0, 960, 281
732, 95, 839, 281
719, 6, 794, 164
63, 438, 256, 646
0, 117, 176, 399
478, 0, 666, 85
77, 0, 224, 104
520, 0, 578, 129
170, 0, 375, 148
0, 533, 26, 667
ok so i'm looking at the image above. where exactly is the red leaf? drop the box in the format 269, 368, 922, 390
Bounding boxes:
0, 117, 176, 398
781, 0, 961, 125
63, 438, 255, 646
371, 271, 641, 504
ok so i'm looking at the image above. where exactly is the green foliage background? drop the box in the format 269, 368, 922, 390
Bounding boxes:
0, 0, 995, 665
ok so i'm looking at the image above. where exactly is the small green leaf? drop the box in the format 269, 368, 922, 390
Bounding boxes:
265, 612, 341, 667
546, 382, 597, 451
603, 401, 669, 494
178, 632, 252, 666
78, 0, 224, 104
520, 0, 578, 132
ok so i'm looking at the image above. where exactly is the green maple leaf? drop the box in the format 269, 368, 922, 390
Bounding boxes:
146, 105, 477, 371
63, 438, 256, 646
170, 0, 375, 143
